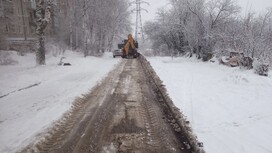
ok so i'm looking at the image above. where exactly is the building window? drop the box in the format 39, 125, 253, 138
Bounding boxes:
0, 10, 3, 17
30, 26, 35, 34
0, 0, 3, 17
17, 25, 21, 33
10, 24, 15, 33
5, 24, 9, 33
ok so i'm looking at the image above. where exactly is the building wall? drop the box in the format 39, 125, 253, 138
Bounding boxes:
0, 0, 15, 36
0, 0, 68, 40
0, 0, 36, 40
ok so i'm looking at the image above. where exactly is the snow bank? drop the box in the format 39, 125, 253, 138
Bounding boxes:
0, 51, 120, 153
147, 56, 272, 153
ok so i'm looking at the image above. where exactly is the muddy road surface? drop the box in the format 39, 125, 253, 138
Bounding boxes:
21, 56, 203, 153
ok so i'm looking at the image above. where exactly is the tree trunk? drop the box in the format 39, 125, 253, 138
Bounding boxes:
82, 0, 88, 57
35, 0, 51, 65
108, 33, 114, 52
70, 21, 73, 51
36, 33, 46, 65
76, 27, 78, 49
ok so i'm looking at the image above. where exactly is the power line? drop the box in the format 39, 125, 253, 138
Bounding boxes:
131, 0, 148, 42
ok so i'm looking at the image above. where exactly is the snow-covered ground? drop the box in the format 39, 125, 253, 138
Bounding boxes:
147, 56, 272, 153
0, 51, 120, 153
1, 51, 272, 153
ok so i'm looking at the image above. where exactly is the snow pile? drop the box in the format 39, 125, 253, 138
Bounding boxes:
0, 51, 18, 65
147, 56, 272, 153
0, 51, 120, 153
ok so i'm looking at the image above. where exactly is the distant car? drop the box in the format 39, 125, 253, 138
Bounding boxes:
113, 49, 122, 58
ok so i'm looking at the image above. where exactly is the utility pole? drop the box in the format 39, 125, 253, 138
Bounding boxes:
82, 0, 88, 57
69, 0, 74, 51
131, 0, 148, 42
20, 0, 27, 40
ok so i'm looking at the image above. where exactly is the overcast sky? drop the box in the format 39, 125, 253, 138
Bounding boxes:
132, 0, 272, 25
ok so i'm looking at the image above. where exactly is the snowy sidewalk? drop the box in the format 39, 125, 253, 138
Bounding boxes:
0, 51, 120, 153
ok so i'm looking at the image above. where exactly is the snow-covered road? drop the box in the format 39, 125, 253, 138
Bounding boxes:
148, 56, 272, 153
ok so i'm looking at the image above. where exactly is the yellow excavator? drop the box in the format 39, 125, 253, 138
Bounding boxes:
118, 34, 140, 58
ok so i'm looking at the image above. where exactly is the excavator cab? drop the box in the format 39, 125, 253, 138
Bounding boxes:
118, 35, 140, 59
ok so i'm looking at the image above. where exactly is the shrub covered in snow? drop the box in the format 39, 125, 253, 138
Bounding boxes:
46, 43, 66, 57
0, 51, 18, 65
240, 57, 253, 69
254, 61, 269, 76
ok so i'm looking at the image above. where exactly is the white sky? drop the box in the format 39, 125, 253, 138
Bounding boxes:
132, 0, 272, 25
130, 0, 272, 38
237, 0, 272, 16
130, 0, 169, 24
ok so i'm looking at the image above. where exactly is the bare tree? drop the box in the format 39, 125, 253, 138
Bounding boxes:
53, 0, 131, 56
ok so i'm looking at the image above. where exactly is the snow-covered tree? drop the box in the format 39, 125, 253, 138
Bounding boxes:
35, 0, 53, 65
50, 0, 131, 56
144, 0, 272, 65
34, 0, 131, 64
